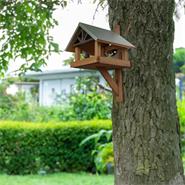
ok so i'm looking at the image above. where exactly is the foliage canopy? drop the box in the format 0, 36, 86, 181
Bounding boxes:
173, 48, 185, 73
0, 0, 67, 76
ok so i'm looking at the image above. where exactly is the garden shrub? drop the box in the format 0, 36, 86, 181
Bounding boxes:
0, 120, 111, 175
95, 142, 114, 174
80, 129, 113, 174
0, 76, 112, 122
177, 100, 185, 164
0, 99, 111, 122
69, 92, 111, 120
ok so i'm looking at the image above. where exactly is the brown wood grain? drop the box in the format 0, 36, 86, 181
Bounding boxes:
75, 47, 81, 61
99, 68, 119, 96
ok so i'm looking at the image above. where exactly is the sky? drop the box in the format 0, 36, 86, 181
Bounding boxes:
8, 1, 185, 73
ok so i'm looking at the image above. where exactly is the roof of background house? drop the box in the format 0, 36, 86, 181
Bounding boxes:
66, 22, 135, 52
15, 82, 39, 85
25, 68, 100, 80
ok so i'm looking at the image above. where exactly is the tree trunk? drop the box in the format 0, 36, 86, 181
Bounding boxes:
108, 0, 185, 184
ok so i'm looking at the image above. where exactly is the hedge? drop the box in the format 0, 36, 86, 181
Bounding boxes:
0, 120, 112, 175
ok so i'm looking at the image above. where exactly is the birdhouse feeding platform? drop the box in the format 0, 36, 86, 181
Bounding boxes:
65, 23, 135, 102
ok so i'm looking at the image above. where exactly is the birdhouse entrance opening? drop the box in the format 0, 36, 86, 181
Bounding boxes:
72, 41, 131, 70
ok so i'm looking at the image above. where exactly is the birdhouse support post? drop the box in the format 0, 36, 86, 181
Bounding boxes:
122, 48, 128, 61
115, 69, 123, 102
95, 40, 101, 60
75, 47, 81, 61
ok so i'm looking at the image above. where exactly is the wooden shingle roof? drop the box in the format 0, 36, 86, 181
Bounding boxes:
65, 22, 135, 52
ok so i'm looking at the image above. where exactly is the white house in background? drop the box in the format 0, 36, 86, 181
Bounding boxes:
25, 68, 105, 106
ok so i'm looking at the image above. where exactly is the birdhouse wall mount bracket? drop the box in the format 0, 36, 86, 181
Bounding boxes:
99, 68, 123, 102
65, 22, 135, 103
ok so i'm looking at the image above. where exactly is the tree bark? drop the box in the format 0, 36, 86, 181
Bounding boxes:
108, 0, 185, 184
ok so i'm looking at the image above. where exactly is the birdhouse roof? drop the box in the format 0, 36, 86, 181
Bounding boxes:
65, 22, 135, 52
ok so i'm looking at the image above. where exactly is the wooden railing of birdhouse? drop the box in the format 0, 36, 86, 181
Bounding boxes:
95, 40, 101, 60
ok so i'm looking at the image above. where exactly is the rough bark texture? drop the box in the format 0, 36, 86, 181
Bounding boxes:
108, 0, 185, 185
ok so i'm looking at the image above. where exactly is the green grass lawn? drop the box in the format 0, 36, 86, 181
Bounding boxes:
0, 172, 114, 185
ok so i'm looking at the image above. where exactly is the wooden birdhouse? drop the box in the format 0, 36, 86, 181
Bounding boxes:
65, 22, 135, 102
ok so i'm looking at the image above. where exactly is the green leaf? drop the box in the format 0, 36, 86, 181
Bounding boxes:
49, 42, 60, 52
